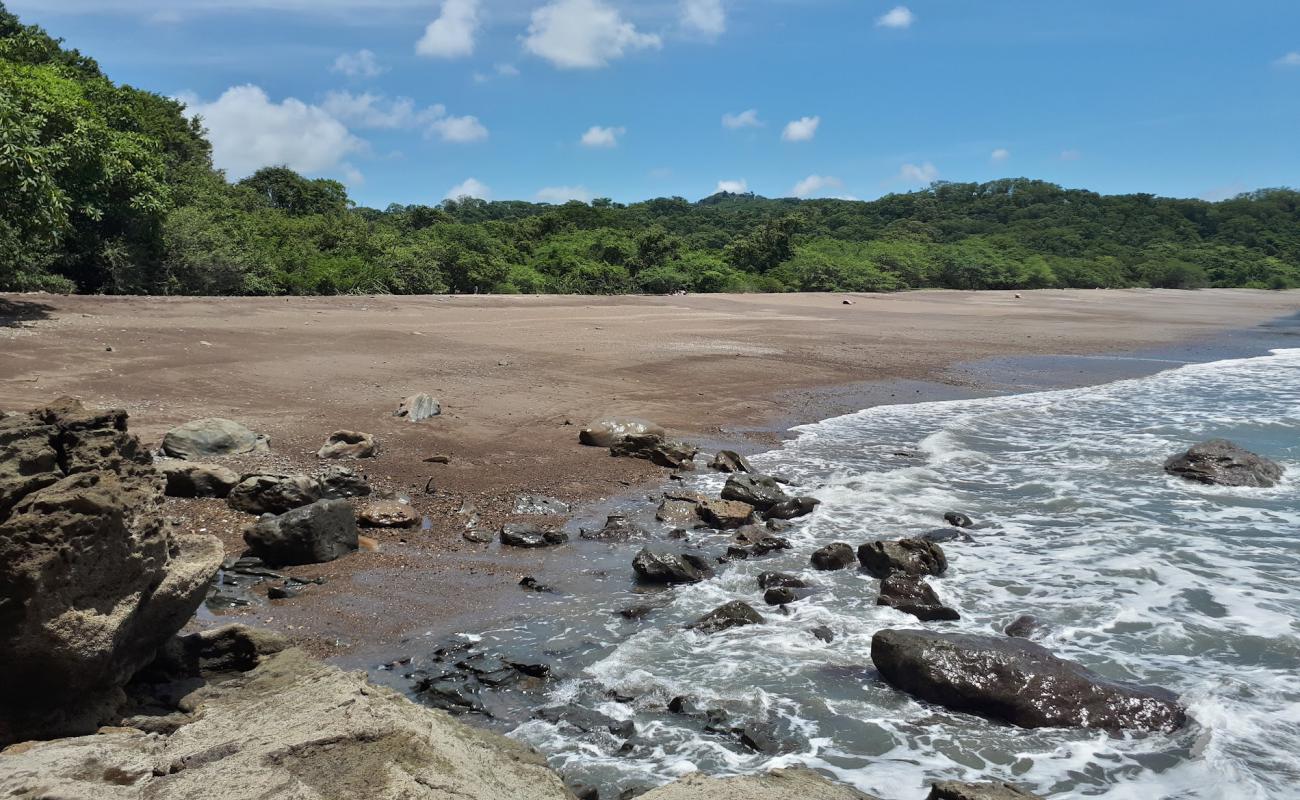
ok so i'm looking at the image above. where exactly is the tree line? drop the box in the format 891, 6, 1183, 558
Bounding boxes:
3, 4, 1298, 297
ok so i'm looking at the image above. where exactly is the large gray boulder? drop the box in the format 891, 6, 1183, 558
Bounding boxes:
1164, 439, 1283, 487
0, 645, 575, 800
640, 768, 879, 800
243, 499, 359, 567
160, 418, 269, 460
578, 417, 665, 447
0, 399, 222, 745
870, 629, 1186, 732
858, 538, 948, 578
159, 462, 239, 498
811, 542, 856, 570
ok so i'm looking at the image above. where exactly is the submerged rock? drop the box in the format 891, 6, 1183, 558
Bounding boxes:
159, 461, 239, 498
632, 548, 713, 584
160, 417, 269, 460
810, 542, 856, 571
857, 538, 948, 578
688, 600, 763, 634
757, 571, 808, 590
579, 418, 666, 447
1164, 439, 1283, 488
1003, 614, 1042, 639
243, 499, 359, 567
640, 768, 879, 800
877, 575, 959, 621
317, 430, 377, 459
928, 781, 1045, 800
944, 511, 975, 528
0, 399, 222, 745
870, 629, 1186, 732
500, 523, 569, 548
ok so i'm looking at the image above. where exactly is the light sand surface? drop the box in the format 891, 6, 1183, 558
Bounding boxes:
3, 288, 1297, 656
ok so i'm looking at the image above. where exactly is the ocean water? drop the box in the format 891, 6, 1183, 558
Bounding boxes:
424, 348, 1300, 799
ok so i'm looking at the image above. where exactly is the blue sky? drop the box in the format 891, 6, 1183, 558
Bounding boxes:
11, 0, 1300, 208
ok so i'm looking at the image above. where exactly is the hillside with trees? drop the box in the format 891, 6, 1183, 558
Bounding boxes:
2, 4, 1298, 297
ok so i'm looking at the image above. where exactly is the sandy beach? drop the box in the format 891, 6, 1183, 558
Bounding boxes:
3, 288, 1298, 659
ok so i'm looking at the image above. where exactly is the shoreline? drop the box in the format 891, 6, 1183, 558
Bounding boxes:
2, 289, 1298, 663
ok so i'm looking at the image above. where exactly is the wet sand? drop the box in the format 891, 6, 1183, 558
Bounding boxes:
2, 288, 1298, 659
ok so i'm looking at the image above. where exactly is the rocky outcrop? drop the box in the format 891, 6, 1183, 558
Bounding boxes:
640, 768, 880, 800
227, 467, 370, 515
1164, 439, 1283, 487
316, 430, 377, 459
871, 629, 1186, 732
358, 500, 419, 528
697, 498, 755, 529
0, 399, 222, 745
857, 538, 948, 578
243, 499, 359, 567
877, 575, 959, 621
720, 473, 789, 512
610, 433, 698, 469
159, 462, 239, 498
578, 417, 665, 447
160, 418, 269, 460
928, 781, 1044, 800
688, 600, 763, 633
500, 523, 569, 548
0, 638, 574, 800
632, 548, 713, 584
709, 450, 754, 474
394, 393, 441, 421
811, 542, 856, 570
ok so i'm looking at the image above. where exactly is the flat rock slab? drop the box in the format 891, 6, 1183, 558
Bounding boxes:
871, 629, 1186, 732
641, 768, 879, 800
161, 418, 269, 460
0, 648, 574, 800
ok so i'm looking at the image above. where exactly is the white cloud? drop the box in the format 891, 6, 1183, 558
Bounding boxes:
523, 0, 662, 69
1060, 148, 1082, 161
1274, 52, 1300, 67
580, 125, 625, 147
722, 109, 761, 129
331, 49, 385, 78
791, 174, 843, 198
781, 115, 820, 142
715, 178, 748, 194
417, 0, 480, 59
321, 91, 486, 142
990, 147, 1010, 163
445, 177, 490, 200
876, 6, 914, 29
430, 114, 489, 142
898, 162, 938, 184
180, 84, 364, 180
680, 0, 725, 36
536, 185, 594, 203
496, 63, 521, 76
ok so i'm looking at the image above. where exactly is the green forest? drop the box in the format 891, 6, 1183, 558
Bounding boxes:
3, 4, 1298, 297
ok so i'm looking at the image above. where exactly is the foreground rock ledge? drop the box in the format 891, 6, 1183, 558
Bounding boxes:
871, 629, 1186, 732
0, 645, 576, 800
641, 767, 880, 799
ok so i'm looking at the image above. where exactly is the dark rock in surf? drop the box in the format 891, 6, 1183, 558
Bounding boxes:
928, 782, 1045, 800
632, 548, 713, 584
765, 496, 820, 520
920, 527, 971, 544
709, 450, 754, 473
1003, 614, 1041, 639
810, 542, 856, 571
537, 706, 634, 738
688, 600, 763, 634
857, 538, 947, 578
876, 575, 959, 621
720, 473, 789, 511
944, 511, 974, 528
243, 499, 358, 567
757, 571, 807, 590
870, 629, 1186, 732
1164, 439, 1283, 488
500, 523, 568, 548
763, 587, 813, 606
810, 625, 835, 643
